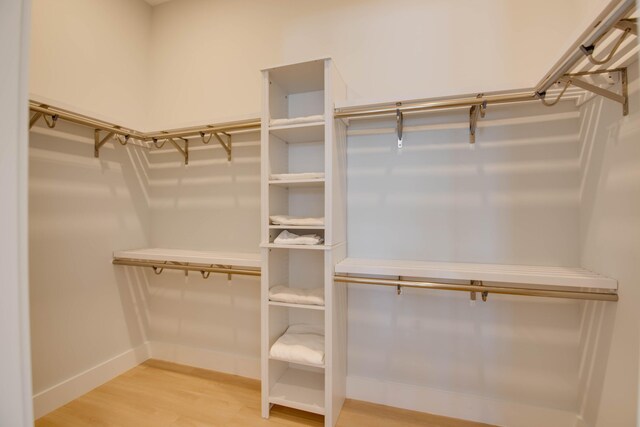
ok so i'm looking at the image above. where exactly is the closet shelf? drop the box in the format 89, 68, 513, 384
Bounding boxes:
269, 122, 324, 143
268, 178, 325, 188
112, 248, 261, 278
269, 225, 325, 230
269, 355, 325, 368
269, 368, 325, 415
335, 258, 618, 301
269, 301, 326, 311
262, 243, 330, 251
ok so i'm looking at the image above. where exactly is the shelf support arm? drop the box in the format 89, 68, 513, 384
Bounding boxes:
168, 137, 189, 165
469, 95, 486, 144
213, 132, 232, 161
94, 129, 115, 158
562, 68, 628, 116
29, 112, 43, 130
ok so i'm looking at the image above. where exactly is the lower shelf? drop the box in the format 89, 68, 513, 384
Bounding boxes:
269, 368, 325, 415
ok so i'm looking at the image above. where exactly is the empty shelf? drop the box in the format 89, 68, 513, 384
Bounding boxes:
269, 301, 325, 311
335, 258, 617, 290
269, 368, 325, 415
262, 243, 330, 251
269, 122, 324, 143
113, 248, 261, 268
269, 178, 325, 188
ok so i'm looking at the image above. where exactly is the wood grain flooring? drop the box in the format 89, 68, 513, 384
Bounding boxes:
36, 360, 495, 427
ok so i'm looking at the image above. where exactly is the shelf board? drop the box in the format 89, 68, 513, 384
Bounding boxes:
112, 247, 261, 268
269, 368, 325, 415
269, 122, 324, 143
269, 355, 325, 368
335, 258, 618, 290
262, 243, 329, 251
269, 178, 325, 188
269, 225, 325, 230
269, 300, 325, 311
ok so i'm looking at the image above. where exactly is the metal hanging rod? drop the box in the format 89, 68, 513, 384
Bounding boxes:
535, 0, 637, 96
29, 100, 260, 164
334, 275, 618, 302
334, 90, 537, 120
112, 258, 261, 277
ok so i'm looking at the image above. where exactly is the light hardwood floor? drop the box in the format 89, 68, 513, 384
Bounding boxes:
36, 360, 495, 427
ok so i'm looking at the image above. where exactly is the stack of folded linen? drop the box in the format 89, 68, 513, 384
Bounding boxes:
273, 230, 323, 245
269, 285, 324, 306
269, 324, 325, 366
270, 114, 324, 126
270, 215, 324, 227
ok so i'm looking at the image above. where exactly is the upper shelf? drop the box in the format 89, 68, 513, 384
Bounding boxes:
335, 258, 617, 290
113, 248, 261, 268
269, 122, 324, 143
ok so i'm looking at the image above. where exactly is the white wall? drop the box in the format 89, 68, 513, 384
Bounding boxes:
28, 0, 154, 418
148, 0, 585, 128
30, 0, 152, 128
0, 0, 34, 426
344, 100, 584, 426
577, 60, 640, 427
142, 132, 262, 378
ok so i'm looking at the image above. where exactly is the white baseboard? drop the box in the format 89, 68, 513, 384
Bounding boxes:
148, 341, 260, 380
346, 375, 580, 427
32, 343, 150, 419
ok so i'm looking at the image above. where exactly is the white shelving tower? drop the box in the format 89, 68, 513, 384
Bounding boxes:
260, 58, 348, 426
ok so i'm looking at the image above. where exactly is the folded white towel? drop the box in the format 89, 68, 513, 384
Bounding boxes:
270, 324, 325, 366
274, 230, 323, 245
270, 215, 324, 226
269, 285, 325, 306
270, 114, 324, 126
270, 172, 325, 181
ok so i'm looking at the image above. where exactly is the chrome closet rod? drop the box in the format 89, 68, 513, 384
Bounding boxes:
29, 101, 261, 140
535, 0, 637, 95
112, 258, 261, 277
334, 275, 619, 302
334, 91, 537, 120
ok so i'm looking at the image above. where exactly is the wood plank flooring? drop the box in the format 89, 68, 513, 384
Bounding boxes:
36, 360, 495, 427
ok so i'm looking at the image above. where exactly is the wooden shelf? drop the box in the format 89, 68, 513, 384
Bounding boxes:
112, 248, 261, 268
269, 368, 325, 415
269, 178, 325, 188
269, 355, 325, 368
269, 225, 325, 230
269, 300, 325, 311
262, 243, 329, 251
335, 258, 617, 290
269, 122, 324, 143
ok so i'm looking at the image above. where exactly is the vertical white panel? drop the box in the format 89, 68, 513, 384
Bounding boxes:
0, 0, 33, 425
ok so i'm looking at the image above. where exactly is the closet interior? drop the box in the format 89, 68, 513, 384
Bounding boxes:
24, 0, 639, 426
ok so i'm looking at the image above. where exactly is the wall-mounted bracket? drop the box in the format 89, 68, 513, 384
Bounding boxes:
563, 68, 629, 116
471, 280, 487, 302
469, 96, 487, 144
167, 137, 189, 165
396, 104, 403, 149
29, 112, 43, 129
94, 129, 115, 158
614, 18, 637, 36
213, 132, 232, 161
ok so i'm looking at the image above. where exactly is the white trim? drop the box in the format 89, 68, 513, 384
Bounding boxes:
148, 342, 260, 380
346, 375, 579, 427
32, 343, 150, 419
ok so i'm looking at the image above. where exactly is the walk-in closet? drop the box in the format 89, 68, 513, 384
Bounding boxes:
1, 0, 639, 426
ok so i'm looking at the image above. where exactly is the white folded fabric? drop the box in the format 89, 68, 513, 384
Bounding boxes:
269, 285, 325, 306
269, 324, 325, 366
270, 172, 325, 181
270, 114, 324, 126
270, 215, 324, 226
274, 230, 323, 245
